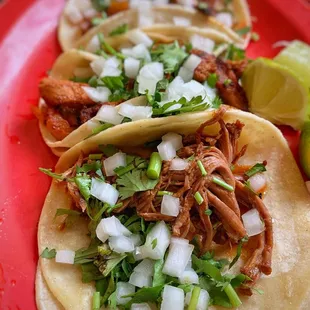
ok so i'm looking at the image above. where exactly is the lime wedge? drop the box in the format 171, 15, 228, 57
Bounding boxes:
300, 122, 310, 178
242, 57, 310, 129
274, 40, 310, 87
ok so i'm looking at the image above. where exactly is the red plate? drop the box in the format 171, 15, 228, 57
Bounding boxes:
0, 0, 309, 308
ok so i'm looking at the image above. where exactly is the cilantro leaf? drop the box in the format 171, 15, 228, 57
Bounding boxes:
101, 275, 116, 304
108, 291, 117, 309
76, 161, 102, 174
152, 259, 167, 287
151, 41, 188, 74
125, 285, 165, 307
245, 163, 267, 177
75, 175, 91, 201
224, 44, 245, 61
101, 76, 124, 92
40, 248, 56, 259
87, 123, 114, 138
229, 236, 248, 269
192, 255, 223, 282
109, 23, 128, 36
99, 144, 118, 157
39, 168, 70, 181
100, 254, 127, 277
116, 170, 158, 200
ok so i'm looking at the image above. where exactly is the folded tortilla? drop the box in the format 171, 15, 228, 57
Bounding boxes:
38, 25, 236, 156
37, 108, 310, 309
59, 3, 251, 51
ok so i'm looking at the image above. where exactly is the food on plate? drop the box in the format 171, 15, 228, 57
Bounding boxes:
37, 107, 310, 309
59, 1, 250, 51
34, 25, 249, 155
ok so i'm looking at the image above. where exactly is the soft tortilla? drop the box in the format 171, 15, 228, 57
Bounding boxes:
59, 3, 251, 51
37, 108, 310, 309
39, 25, 234, 156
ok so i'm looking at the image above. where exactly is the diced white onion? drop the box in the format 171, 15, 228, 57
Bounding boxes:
134, 259, 155, 276
66, 5, 83, 24
86, 119, 100, 129
139, 14, 154, 27
86, 35, 100, 53
103, 152, 127, 177
101, 66, 122, 77
96, 222, 109, 243
82, 86, 111, 103
162, 133, 183, 150
127, 29, 153, 47
161, 195, 180, 217
162, 242, 194, 277
124, 57, 141, 78
173, 16, 191, 26
129, 271, 152, 288
215, 12, 233, 28
118, 103, 153, 121
178, 268, 199, 284
95, 105, 124, 125
242, 208, 265, 237
170, 237, 189, 246
116, 282, 135, 305
248, 173, 267, 193
157, 141, 176, 161
177, 67, 193, 83
197, 289, 210, 310
181, 80, 206, 101
178, 54, 201, 82
133, 247, 145, 261
90, 58, 106, 76
55, 250, 75, 264
122, 44, 151, 62
83, 7, 98, 19
98, 216, 131, 237
185, 257, 192, 270
191, 34, 215, 53
131, 303, 151, 310
109, 235, 135, 253
160, 285, 184, 310
170, 158, 189, 171
90, 179, 119, 205
141, 221, 171, 260
129, 234, 143, 246
305, 181, 310, 194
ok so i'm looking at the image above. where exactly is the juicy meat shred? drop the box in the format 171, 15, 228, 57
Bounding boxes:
192, 49, 248, 111
45, 108, 73, 140
79, 104, 102, 124
39, 77, 95, 107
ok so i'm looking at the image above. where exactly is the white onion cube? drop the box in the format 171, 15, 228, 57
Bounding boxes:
242, 208, 265, 237
183, 54, 202, 72
191, 34, 215, 53
157, 141, 176, 161
160, 285, 184, 310
95, 105, 124, 125
127, 29, 153, 47
162, 133, 183, 150
129, 271, 152, 288
131, 303, 151, 310
116, 282, 135, 305
162, 243, 194, 277
118, 103, 153, 121
109, 235, 135, 253
82, 86, 111, 103
178, 268, 199, 284
122, 44, 151, 62
103, 152, 126, 176
90, 58, 106, 76
161, 195, 180, 217
55, 250, 75, 264
129, 234, 143, 246
125, 57, 141, 78
66, 5, 83, 24
134, 259, 155, 276
248, 173, 266, 193
170, 237, 189, 246
178, 66, 193, 83
96, 222, 109, 243
99, 216, 131, 237
170, 158, 189, 171
86, 35, 100, 53
197, 289, 210, 310
215, 12, 233, 28
90, 179, 119, 205
101, 66, 122, 77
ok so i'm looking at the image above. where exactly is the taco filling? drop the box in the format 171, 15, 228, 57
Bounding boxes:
37, 30, 248, 141
41, 108, 272, 309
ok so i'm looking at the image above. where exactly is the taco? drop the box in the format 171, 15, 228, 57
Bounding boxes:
35, 25, 249, 155
37, 107, 310, 309
59, 3, 250, 51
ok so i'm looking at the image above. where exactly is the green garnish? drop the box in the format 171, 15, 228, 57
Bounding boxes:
151, 238, 158, 249
89, 154, 103, 160
91, 12, 107, 26
40, 248, 56, 259
39, 168, 70, 181
92, 292, 101, 310
99, 144, 118, 157
109, 23, 128, 36
147, 152, 162, 180
88, 123, 114, 137
223, 284, 242, 307
101, 76, 124, 91
229, 236, 248, 268
235, 26, 252, 36
224, 44, 245, 61
97, 33, 125, 60
194, 191, 204, 205
125, 285, 165, 307
251, 32, 260, 42
157, 191, 173, 196
207, 73, 218, 88
204, 209, 212, 216
152, 259, 166, 287
76, 161, 102, 174
91, 0, 110, 11
212, 177, 234, 191
75, 175, 91, 201
224, 79, 232, 86
188, 286, 201, 310
197, 160, 207, 176
245, 163, 267, 177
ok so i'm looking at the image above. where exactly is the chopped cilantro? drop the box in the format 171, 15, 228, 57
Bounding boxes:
75, 175, 91, 201
229, 236, 248, 269
212, 96, 222, 109
109, 23, 128, 36
101, 76, 124, 91
251, 32, 260, 42
207, 73, 218, 88
99, 144, 118, 157
91, 0, 110, 11
204, 209, 212, 216
39, 168, 71, 181
97, 33, 125, 60
224, 44, 245, 61
235, 26, 252, 36
88, 123, 114, 138
40, 248, 56, 259
224, 79, 232, 86
107, 291, 117, 309
76, 161, 102, 174
151, 238, 158, 249
245, 163, 267, 177
152, 259, 166, 287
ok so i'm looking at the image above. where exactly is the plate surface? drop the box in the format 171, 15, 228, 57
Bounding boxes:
0, 0, 309, 308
